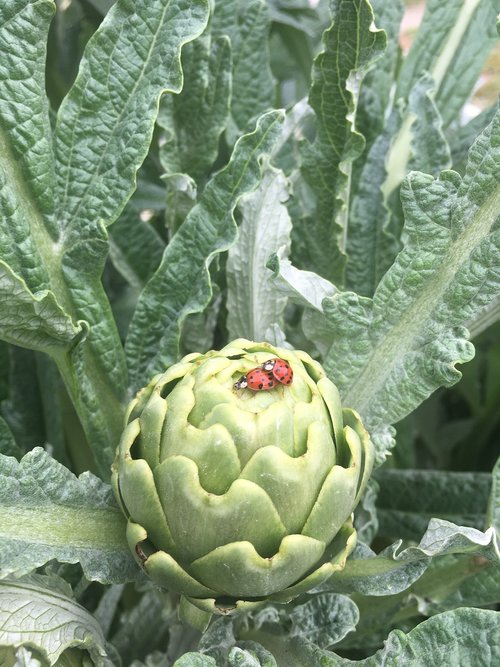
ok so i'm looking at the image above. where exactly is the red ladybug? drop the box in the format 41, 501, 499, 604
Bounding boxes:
262, 358, 293, 385
233, 368, 278, 391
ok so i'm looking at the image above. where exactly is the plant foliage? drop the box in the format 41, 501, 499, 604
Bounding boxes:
0, 0, 499, 665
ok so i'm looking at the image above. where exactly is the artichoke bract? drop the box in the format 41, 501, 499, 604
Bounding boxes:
112, 339, 374, 622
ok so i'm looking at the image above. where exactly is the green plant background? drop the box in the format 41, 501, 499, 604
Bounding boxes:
0, 0, 499, 665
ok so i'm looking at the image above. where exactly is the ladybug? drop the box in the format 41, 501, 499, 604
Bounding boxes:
233, 368, 278, 391
262, 358, 293, 385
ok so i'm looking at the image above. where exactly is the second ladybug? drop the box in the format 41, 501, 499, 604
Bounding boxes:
233, 368, 278, 391
262, 358, 293, 386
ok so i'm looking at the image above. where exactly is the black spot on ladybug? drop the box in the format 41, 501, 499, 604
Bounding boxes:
258, 383, 263, 389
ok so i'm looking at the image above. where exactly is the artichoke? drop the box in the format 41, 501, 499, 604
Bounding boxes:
112, 340, 374, 623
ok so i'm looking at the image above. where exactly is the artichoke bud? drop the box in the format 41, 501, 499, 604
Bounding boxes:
112, 339, 374, 620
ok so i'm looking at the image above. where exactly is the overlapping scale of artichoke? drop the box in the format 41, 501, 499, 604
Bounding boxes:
112, 340, 374, 620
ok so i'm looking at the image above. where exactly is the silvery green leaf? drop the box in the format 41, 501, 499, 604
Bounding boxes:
290, 594, 359, 648
93, 584, 125, 638
300, 0, 386, 285
285, 608, 500, 666
327, 519, 499, 597
266, 253, 336, 356
126, 110, 284, 392
226, 168, 291, 343
0, 449, 139, 584
0, 573, 108, 666
198, 617, 235, 665
396, 0, 499, 129
411, 552, 500, 615
324, 110, 500, 454
110, 588, 171, 661
267, 254, 336, 310
54, 0, 209, 236
354, 479, 379, 546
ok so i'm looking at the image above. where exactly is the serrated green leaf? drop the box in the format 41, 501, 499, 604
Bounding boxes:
212, 0, 274, 138
285, 608, 500, 666
376, 470, 491, 542
300, 0, 386, 285
230, 643, 277, 667
326, 519, 499, 597
290, 594, 359, 648
354, 479, 379, 546
54, 0, 209, 235
355, 0, 404, 148
226, 168, 291, 344
125, 110, 284, 391
0, 573, 108, 666
158, 35, 232, 182
0, 448, 139, 584
323, 110, 500, 455
396, 0, 499, 129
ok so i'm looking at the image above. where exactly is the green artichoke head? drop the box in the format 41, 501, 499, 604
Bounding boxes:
112, 340, 374, 619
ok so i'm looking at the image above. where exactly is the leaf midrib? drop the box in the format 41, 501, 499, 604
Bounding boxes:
344, 181, 500, 422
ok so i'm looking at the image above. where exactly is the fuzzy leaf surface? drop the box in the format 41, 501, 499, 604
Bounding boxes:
285, 608, 500, 666
54, 0, 209, 236
324, 110, 500, 456
289, 594, 359, 648
396, 0, 499, 129
0, 449, 139, 584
